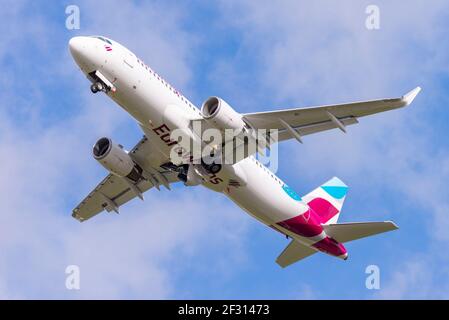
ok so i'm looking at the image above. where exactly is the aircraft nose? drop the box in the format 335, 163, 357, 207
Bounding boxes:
69, 36, 84, 57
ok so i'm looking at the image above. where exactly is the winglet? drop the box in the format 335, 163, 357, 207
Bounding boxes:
402, 87, 421, 106
385, 220, 399, 230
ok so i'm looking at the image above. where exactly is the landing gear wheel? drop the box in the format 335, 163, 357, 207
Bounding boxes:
177, 172, 187, 183
176, 164, 189, 183
208, 163, 222, 174
96, 82, 104, 92
90, 82, 105, 94
90, 83, 99, 93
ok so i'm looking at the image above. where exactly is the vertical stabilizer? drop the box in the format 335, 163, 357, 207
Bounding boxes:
302, 177, 348, 224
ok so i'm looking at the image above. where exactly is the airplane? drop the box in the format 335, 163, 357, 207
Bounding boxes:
69, 35, 421, 267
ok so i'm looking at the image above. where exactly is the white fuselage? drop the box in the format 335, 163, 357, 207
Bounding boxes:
69, 36, 317, 245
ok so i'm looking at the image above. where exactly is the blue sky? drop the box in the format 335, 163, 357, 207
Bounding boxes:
1, 0, 449, 299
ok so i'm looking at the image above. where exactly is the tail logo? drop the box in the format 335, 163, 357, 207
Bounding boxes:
302, 177, 348, 225
321, 177, 348, 200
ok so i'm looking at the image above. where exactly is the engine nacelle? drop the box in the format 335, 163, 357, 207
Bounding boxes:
201, 97, 247, 133
93, 137, 142, 181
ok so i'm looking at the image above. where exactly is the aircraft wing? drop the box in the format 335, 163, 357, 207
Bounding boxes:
242, 87, 421, 143
72, 136, 179, 222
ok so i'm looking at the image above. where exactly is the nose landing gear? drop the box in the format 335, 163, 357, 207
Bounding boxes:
90, 82, 105, 94
88, 70, 115, 94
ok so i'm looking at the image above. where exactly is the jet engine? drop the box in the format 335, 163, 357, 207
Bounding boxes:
201, 97, 247, 133
93, 137, 142, 181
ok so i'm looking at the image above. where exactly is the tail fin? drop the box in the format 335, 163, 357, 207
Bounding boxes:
302, 177, 348, 225
323, 221, 398, 243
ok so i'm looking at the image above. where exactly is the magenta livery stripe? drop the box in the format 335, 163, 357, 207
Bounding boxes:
312, 237, 347, 256
307, 198, 339, 224
276, 209, 322, 237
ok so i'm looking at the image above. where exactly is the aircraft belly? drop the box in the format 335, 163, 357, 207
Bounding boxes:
111, 79, 164, 125
109, 79, 189, 159
224, 159, 308, 226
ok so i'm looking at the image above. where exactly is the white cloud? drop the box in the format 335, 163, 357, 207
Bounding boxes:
293, 284, 317, 300
375, 256, 445, 299
2, 0, 449, 299
0, 0, 251, 299
77, 0, 198, 90
214, 0, 449, 298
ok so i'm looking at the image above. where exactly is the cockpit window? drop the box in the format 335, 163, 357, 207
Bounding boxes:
91, 36, 112, 45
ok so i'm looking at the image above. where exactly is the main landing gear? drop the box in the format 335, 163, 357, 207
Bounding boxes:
160, 161, 222, 184
160, 163, 189, 183
202, 162, 222, 175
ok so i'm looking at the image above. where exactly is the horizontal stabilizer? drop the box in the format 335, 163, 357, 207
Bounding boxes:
276, 240, 317, 268
323, 221, 398, 243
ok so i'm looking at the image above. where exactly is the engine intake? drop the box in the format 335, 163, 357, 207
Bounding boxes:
93, 137, 142, 181
201, 97, 246, 133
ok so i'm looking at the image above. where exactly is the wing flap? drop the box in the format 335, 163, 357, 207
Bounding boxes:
72, 175, 154, 221
276, 240, 317, 268
277, 117, 358, 141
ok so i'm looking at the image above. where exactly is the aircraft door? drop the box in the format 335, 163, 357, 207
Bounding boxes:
123, 50, 135, 69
